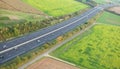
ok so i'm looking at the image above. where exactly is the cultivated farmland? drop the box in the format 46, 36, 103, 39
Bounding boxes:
27, 57, 79, 69
108, 7, 120, 14
51, 24, 120, 69
0, 0, 46, 15
0, 9, 45, 28
22, 0, 89, 16
97, 11, 120, 25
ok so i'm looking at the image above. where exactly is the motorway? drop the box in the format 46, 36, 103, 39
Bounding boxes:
0, 4, 115, 64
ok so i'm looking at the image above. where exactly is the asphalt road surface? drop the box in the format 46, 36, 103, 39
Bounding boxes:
0, 4, 115, 64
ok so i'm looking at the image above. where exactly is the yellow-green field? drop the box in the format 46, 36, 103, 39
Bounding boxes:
51, 24, 120, 69
22, 0, 89, 16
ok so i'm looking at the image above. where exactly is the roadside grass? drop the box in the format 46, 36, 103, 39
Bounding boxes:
0, 19, 26, 28
51, 24, 120, 69
0, 9, 45, 28
22, 0, 89, 17
97, 11, 120, 25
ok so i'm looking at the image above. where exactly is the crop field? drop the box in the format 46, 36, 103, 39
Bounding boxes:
97, 12, 120, 25
22, 0, 88, 16
108, 7, 120, 14
51, 24, 120, 69
0, 9, 45, 28
0, 0, 45, 15
0, 9, 45, 20
27, 57, 79, 69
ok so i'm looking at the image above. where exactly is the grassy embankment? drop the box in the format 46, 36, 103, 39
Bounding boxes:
51, 12, 120, 69
22, 0, 89, 17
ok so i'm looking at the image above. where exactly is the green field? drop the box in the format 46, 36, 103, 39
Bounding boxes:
22, 0, 88, 16
0, 9, 45, 28
51, 11, 120, 69
0, 9, 45, 21
97, 12, 120, 25
51, 24, 120, 69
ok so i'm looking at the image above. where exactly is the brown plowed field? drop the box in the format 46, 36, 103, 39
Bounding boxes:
108, 7, 120, 14
0, 0, 46, 15
27, 57, 79, 69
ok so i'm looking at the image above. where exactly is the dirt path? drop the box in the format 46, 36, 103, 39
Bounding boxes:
19, 23, 96, 69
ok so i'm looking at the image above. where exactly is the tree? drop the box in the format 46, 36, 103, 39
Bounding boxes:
0, 29, 6, 41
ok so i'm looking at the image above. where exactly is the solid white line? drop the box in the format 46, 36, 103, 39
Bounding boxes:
0, 7, 99, 54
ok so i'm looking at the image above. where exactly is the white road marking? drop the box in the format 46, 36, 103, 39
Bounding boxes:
0, 7, 102, 54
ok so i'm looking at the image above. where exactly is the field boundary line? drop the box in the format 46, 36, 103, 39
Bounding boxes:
46, 55, 76, 66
